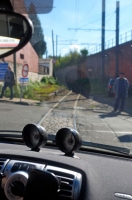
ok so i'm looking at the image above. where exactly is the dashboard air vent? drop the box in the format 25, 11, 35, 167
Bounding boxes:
0, 158, 9, 172
45, 166, 82, 200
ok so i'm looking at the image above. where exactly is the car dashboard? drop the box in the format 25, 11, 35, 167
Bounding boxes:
0, 142, 132, 200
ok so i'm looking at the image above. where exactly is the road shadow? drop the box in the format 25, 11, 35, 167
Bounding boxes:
97, 111, 132, 118
118, 135, 132, 143
98, 111, 120, 118
93, 95, 114, 106
92, 94, 132, 115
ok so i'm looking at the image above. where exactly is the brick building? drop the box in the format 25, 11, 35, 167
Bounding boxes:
86, 40, 132, 85
0, 0, 53, 83
1, 41, 40, 82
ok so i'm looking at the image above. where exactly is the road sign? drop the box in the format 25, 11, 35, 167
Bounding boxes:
0, 62, 8, 81
20, 77, 29, 83
52, 59, 56, 64
22, 64, 29, 78
19, 77, 29, 86
19, 78, 29, 101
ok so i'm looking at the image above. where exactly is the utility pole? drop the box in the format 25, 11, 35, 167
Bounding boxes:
56, 35, 58, 58
46, 50, 48, 59
13, 53, 16, 75
52, 30, 55, 58
115, 1, 120, 77
13, 53, 17, 83
52, 30, 55, 77
101, 0, 106, 80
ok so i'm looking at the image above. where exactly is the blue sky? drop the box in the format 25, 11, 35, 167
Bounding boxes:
38, 0, 132, 57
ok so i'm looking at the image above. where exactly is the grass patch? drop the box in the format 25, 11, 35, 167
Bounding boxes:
33, 85, 59, 101
54, 105, 59, 109
41, 76, 59, 85
0, 77, 63, 101
90, 104, 96, 109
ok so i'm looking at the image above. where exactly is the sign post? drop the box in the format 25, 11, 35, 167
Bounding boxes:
20, 64, 29, 102
0, 63, 8, 81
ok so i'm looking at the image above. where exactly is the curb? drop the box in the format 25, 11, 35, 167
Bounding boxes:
42, 87, 67, 100
0, 88, 67, 105
0, 99, 39, 106
0, 99, 40, 106
15, 102, 35, 106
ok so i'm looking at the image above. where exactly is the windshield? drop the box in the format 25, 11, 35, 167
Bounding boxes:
0, 0, 132, 153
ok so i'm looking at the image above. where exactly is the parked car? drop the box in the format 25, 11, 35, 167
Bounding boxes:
107, 78, 115, 97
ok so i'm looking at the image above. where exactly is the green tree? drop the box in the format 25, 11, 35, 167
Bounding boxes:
55, 50, 81, 69
28, 3, 46, 58
80, 48, 88, 57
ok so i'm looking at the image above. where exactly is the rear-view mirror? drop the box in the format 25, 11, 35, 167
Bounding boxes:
0, 10, 33, 58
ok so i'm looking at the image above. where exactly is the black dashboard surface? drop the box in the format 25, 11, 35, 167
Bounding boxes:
0, 143, 132, 200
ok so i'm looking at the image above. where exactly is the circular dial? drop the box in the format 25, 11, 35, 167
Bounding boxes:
62, 131, 75, 152
56, 128, 82, 154
22, 124, 48, 149
29, 126, 40, 147
4, 171, 28, 200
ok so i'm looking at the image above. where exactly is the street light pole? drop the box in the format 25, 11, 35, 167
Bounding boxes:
13, 53, 17, 84
52, 30, 55, 77
56, 35, 58, 58
13, 53, 16, 75
115, 1, 120, 77
101, 0, 106, 80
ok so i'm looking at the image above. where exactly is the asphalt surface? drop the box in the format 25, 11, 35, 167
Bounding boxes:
76, 95, 132, 149
0, 91, 132, 151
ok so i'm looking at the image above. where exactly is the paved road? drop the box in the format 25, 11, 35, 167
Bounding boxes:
0, 91, 132, 150
76, 95, 132, 149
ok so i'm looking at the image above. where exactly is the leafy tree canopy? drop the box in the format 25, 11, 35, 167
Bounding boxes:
80, 48, 88, 57
28, 3, 46, 58
55, 49, 88, 69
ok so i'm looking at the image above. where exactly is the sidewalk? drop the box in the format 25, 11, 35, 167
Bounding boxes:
0, 97, 40, 106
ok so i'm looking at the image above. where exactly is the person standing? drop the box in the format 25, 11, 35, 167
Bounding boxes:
0, 66, 14, 100
113, 72, 129, 112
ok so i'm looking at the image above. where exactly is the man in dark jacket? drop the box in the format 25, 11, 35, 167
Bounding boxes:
0, 66, 14, 100
113, 72, 129, 112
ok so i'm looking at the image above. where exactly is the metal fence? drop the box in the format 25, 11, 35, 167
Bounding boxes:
89, 30, 132, 55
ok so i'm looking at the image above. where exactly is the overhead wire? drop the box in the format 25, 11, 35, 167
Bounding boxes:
118, 2, 132, 29
79, 0, 97, 25
75, 0, 79, 28
77, 11, 114, 30
58, 0, 79, 56
120, 2, 132, 12
106, 12, 115, 23
59, 1, 131, 56
120, 10, 132, 28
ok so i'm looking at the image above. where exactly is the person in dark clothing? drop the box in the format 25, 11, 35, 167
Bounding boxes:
0, 66, 14, 100
113, 72, 129, 112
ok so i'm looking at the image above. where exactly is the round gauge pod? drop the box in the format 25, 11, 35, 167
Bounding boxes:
22, 124, 48, 151
56, 128, 82, 154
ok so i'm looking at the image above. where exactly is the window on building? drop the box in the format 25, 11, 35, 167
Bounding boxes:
39, 65, 49, 75
20, 54, 24, 59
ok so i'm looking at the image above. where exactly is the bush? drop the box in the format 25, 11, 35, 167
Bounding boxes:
22, 80, 60, 100
41, 77, 58, 85
0, 79, 61, 100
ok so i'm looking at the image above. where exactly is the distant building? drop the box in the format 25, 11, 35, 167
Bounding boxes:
0, 42, 40, 82
39, 59, 53, 77
0, 43, 54, 84
0, 1, 53, 84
